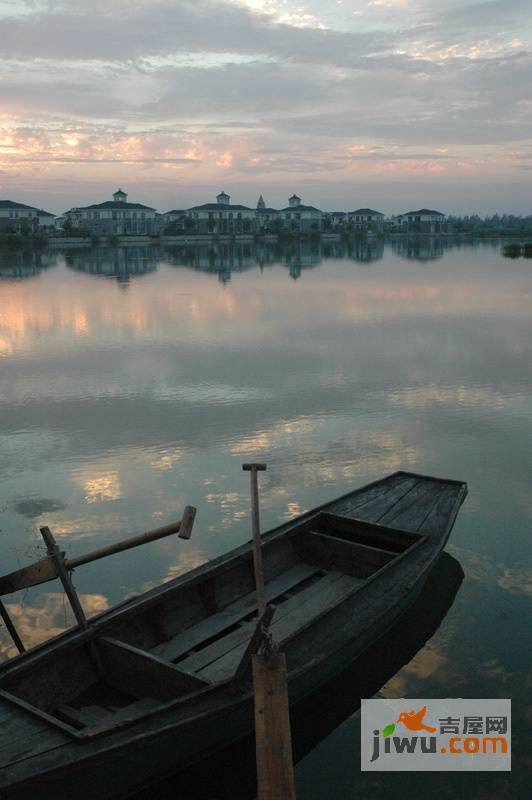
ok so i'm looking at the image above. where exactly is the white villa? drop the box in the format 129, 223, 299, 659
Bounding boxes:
186, 192, 255, 234
65, 190, 158, 236
394, 209, 446, 233
348, 208, 385, 232
0, 187, 454, 240
280, 195, 323, 233
0, 200, 55, 233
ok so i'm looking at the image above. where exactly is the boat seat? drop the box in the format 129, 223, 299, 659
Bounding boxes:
303, 531, 396, 579
53, 698, 159, 731
150, 562, 321, 663
182, 569, 362, 683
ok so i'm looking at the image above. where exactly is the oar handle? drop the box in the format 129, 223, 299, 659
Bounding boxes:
67, 506, 197, 569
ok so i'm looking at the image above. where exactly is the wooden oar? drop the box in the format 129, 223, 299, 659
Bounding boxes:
0, 506, 196, 596
242, 463, 296, 800
253, 652, 296, 800
242, 463, 267, 616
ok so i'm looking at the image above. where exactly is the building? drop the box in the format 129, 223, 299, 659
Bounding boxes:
186, 192, 255, 234
162, 209, 187, 233
0, 200, 54, 233
322, 211, 347, 231
64, 189, 158, 236
255, 195, 280, 233
394, 209, 446, 233
280, 195, 323, 233
348, 208, 385, 232
37, 210, 56, 229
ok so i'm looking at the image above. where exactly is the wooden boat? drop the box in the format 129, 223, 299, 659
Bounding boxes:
134, 551, 465, 800
0, 470, 467, 799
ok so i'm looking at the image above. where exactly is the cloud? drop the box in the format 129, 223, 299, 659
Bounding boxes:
0, 0, 531, 211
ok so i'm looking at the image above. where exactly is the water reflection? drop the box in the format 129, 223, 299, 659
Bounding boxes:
0, 249, 59, 279
0, 238, 531, 797
0, 239, 517, 285
1, 239, 391, 286
391, 236, 448, 261
65, 246, 159, 283
131, 552, 464, 800
0, 592, 110, 661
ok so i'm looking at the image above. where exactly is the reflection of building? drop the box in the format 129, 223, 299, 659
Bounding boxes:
394, 209, 446, 234
65, 190, 158, 236
65, 246, 159, 280
391, 237, 446, 261
347, 208, 385, 232
187, 192, 255, 235
0, 250, 58, 278
348, 238, 385, 263
164, 242, 259, 283
0, 200, 55, 233
281, 195, 323, 233
281, 241, 322, 279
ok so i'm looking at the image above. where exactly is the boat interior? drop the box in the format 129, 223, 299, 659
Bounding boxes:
0, 512, 423, 738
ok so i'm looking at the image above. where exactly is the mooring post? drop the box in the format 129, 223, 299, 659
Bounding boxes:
0, 599, 25, 654
242, 463, 267, 617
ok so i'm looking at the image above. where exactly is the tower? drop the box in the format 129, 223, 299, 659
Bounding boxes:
113, 189, 128, 203
257, 195, 266, 210
217, 191, 230, 205
288, 194, 301, 208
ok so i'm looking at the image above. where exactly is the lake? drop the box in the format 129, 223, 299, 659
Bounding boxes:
0, 237, 530, 798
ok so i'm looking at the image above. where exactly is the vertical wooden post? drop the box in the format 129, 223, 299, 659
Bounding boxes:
40, 527, 88, 629
39, 526, 104, 676
253, 652, 297, 800
243, 463, 267, 617
0, 599, 25, 654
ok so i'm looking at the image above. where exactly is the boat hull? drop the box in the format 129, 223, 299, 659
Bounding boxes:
0, 470, 468, 799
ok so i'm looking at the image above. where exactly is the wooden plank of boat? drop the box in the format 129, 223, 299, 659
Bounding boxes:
151, 562, 319, 662
0, 471, 467, 800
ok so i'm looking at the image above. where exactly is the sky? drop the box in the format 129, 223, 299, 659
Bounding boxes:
0, 0, 531, 215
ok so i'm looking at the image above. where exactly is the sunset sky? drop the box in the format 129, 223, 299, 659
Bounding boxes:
1, 0, 531, 214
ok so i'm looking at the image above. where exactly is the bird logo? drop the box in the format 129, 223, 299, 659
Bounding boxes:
396, 705, 436, 733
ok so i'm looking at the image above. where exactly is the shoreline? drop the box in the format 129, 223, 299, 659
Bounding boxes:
2, 230, 532, 250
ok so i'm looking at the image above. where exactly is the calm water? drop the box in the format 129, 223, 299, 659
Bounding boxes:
0, 238, 531, 797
